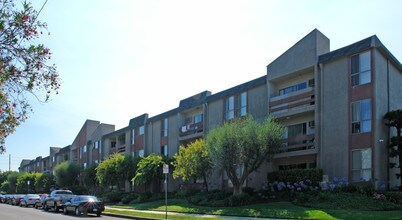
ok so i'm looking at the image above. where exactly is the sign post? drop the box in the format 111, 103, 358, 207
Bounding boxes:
163, 164, 169, 219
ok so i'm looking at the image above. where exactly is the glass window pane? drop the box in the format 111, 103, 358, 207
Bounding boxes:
360, 71, 371, 84
351, 55, 360, 74
352, 170, 360, 182
361, 169, 371, 181
352, 150, 361, 170
351, 74, 359, 86
361, 120, 371, 132
352, 102, 360, 122
360, 51, 371, 72
361, 148, 371, 169
361, 100, 371, 120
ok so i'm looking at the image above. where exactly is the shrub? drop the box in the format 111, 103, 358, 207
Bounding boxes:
101, 191, 125, 203
267, 169, 323, 185
242, 187, 255, 195
121, 193, 138, 204
224, 193, 255, 206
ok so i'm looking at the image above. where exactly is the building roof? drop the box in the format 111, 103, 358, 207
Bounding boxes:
206, 75, 266, 102
318, 35, 402, 72
128, 113, 148, 128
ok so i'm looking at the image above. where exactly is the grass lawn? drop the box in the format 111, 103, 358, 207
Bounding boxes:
108, 199, 402, 220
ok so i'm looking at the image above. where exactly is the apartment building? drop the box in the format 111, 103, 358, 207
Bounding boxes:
19, 29, 402, 190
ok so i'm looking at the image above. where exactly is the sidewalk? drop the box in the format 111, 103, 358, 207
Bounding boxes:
103, 206, 285, 220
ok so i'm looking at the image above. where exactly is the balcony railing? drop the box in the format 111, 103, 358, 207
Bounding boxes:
279, 134, 315, 153
269, 88, 315, 115
179, 122, 203, 137
117, 145, 126, 153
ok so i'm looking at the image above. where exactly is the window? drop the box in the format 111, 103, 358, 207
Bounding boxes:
79, 147, 82, 159
351, 51, 371, 86
194, 114, 203, 123
83, 145, 87, 153
95, 160, 99, 164
161, 118, 168, 137
131, 129, 135, 145
99, 141, 102, 154
286, 123, 307, 138
161, 145, 168, 157
224, 96, 235, 120
138, 126, 144, 135
83, 163, 87, 169
94, 141, 99, 149
351, 99, 371, 133
279, 82, 307, 95
111, 141, 116, 148
352, 148, 372, 182
238, 92, 247, 117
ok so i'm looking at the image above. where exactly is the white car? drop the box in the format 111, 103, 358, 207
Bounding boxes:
20, 194, 40, 207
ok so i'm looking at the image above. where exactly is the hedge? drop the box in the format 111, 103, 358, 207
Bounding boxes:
267, 169, 323, 185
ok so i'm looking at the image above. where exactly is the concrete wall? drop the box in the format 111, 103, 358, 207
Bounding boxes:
319, 58, 349, 179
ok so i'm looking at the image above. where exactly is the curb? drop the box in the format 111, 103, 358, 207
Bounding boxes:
103, 211, 159, 220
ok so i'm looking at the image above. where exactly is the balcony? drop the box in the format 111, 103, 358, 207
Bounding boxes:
117, 145, 126, 154
269, 88, 315, 118
275, 134, 317, 158
179, 122, 203, 141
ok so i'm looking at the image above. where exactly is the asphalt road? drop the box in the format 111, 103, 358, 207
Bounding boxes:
0, 203, 131, 220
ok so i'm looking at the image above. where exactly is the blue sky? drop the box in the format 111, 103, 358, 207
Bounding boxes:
1, 0, 402, 171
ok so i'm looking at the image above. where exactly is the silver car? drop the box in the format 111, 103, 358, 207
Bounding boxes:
20, 194, 40, 207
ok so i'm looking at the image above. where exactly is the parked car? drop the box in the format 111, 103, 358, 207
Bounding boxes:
44, 190, 75, 212
0, 194, 8, 203
20, 194, 40, 207
62, 195, 104, 217
34, 193, 48, 209
10, 194, 25, 206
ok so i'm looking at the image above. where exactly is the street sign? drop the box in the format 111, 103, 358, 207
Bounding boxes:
163, 164, 169, 174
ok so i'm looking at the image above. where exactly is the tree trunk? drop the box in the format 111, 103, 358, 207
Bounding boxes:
233, 183, 242, 195
202, 173, 209, 192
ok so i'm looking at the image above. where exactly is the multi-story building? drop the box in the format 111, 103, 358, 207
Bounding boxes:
19, 29, 402, 190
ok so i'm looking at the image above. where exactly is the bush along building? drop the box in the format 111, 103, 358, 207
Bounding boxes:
19, 29, 402, 191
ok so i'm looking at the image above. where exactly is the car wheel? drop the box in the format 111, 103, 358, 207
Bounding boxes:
43, 204, 48, 211
96, 211, 101, 217
53, 204, 58, 212
63, 206, 68, 215
82, 207, 88, 216
75, 207, 80, 216
19, 203, 22, 207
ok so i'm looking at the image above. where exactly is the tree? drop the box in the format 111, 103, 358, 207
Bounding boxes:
82, 163, 98, 194
16, 172, 39, 193
120, 154, 141, 190
0, 0, 60, 152
172, 139, 212, 191
6, 171, 21, 193
132, 154, 164, 192
206, 116, 283, 195
96, 153, 125, 189
34, 172, 55, 193
384, 109, 402, 190
53, 161, 80, 188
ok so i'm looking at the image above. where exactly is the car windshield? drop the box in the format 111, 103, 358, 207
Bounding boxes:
27, 194, 40, 199
79, 196, 99, 202
55, 191, 73, 195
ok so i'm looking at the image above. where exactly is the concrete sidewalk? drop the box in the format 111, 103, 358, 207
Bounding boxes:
103, 206, 285, 220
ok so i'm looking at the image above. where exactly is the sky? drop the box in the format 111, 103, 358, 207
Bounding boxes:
1, 0, 402, 171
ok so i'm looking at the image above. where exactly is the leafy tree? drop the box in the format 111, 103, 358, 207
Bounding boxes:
384, 109, 402, 190
120, 154, 141, 190
6, 171, 21, 193
16, 172, 39, 193
82, 163, 97, 190
206, 116, 283, 195
0, 180, 9, 192
132, 154, 164, 192
54, 161, 80, 188
96, 153, 125, 189
172, 139, 212, 191
34, 172, 55, 193
0, 0, 60, 152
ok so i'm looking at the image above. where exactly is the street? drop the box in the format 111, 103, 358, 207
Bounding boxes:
0, 203, 130, 220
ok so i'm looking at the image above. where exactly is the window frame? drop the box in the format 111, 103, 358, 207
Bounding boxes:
351, 99, 371, 134
351, 148, 372, 182
350, 51, 371, 87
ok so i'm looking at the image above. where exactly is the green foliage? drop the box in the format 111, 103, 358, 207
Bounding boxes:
53, 161, 80, 188
267, 169, 323, 185
0, 0, 60, 152
121, 193, 139, 204
225, 193, 255, 206
206, 115, 284, 194
34, 172, 55, 193
384, 109, 402, 188
95, 153, 141, 189
132, 154, 164, 186
6, 171, 22, 193
16, 172, 40, 193
0, 180, 9, 193
82, 163, 98, 193
101, 191, 126, 203
172, 139, 211, 190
